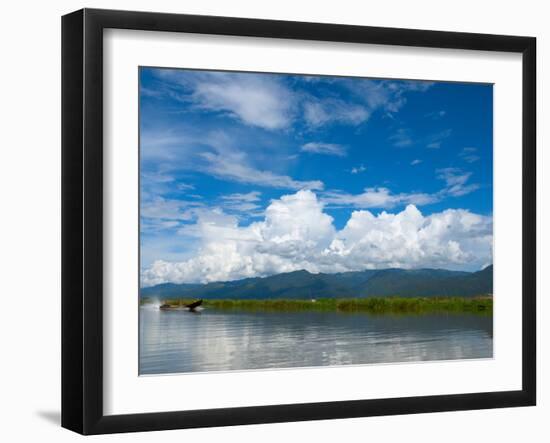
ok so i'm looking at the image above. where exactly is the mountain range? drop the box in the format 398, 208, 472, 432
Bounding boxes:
140, 265, 493, 299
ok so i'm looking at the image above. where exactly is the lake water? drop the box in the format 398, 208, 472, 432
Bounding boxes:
139, 306, 493, 375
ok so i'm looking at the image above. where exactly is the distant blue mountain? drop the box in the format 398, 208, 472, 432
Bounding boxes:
140, 265, 493, 299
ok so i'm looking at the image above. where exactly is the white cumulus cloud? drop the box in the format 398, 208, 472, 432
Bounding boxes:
141, 190, 493, 286
325, 205, 492, 271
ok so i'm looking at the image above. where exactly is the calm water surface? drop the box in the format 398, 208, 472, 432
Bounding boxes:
139, 306, 493, 375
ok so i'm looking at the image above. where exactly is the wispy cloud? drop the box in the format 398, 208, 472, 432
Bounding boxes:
221, 191, 262, 202
140, 127, 325, 192
459, 147, 480, 163
219, 191, 263, 215
140, 130, 196, 162
322, 167, 479, 209
154, 69, 295, 130
301, 142, 347, 157
389, 127, 452, 150
176, 183, 195, 190
301, 79, 433, 129
141, 196, 205, 233
436, 167, 480, 197
149, 70, 435, 133
389, 128, 413, 147
200, 151, 324, 191
302, 99, 369, 128
410, 159, 423, 166
140, 171, 179, 201
351, 164, 367, 174
425, 110, 447, 119
462, 155, 480, 163
426, 129, 453, 149
141, 171, 174, 184
354, 79, 433, 114
322, 187, 437, 209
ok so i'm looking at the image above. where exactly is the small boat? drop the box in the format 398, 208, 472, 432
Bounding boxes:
185, 299, 203, 311
159, 300, 203, 312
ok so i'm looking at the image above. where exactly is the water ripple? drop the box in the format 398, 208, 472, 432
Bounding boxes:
139, 308, 493, 374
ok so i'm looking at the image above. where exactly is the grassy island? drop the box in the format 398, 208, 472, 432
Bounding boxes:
142, 296, 493, 315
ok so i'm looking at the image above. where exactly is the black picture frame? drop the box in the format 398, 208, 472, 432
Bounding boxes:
62, 8, 536, 435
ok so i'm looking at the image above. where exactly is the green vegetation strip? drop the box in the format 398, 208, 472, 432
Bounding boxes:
143, 297, 492, 315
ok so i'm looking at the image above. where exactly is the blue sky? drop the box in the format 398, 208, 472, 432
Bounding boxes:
139, 67, 493, 286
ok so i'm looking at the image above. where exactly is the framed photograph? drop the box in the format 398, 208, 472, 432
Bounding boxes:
62, 8, 536, 435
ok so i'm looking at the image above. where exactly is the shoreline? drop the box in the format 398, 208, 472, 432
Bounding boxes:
141, 296, 493, 315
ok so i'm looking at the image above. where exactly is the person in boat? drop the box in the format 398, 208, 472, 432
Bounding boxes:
159, 300, 203, 311
185, 299, 203, 311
